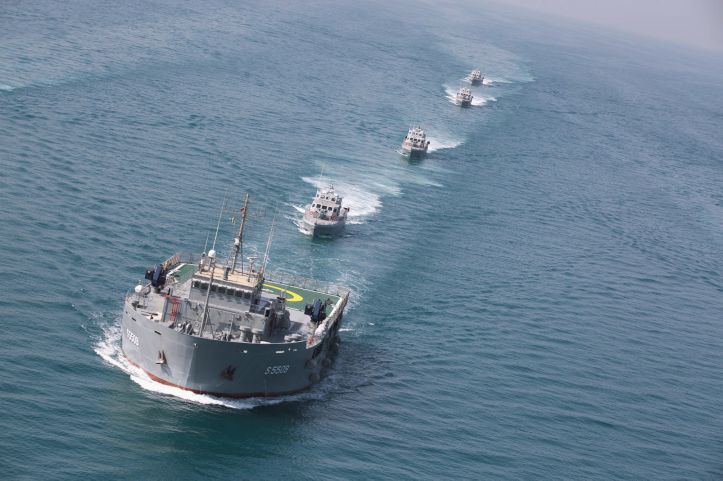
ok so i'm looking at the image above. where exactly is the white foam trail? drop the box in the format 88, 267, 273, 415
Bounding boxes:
464, 76, 499, 86
131, 372, 256, 407
284, 207, 313, 236
0, 84, 15, 92
445, 86, 459, 104
93, 323, 238, 406
427, 136, 463, 152
297, 225, 313, 236
93, 322, 325, 409
294, 217, 313, 236
482, 76, 511, 86
301, 176, 388, 225
94, 323, 127, 370
471, 95, 496, 107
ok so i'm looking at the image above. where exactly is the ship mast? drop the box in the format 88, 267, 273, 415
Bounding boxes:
200, 194, 227, 337
260, 213, 276, 278
210, 190, 228, 253
199, 250, 216, 336
317, 165, 326, 192
228, 193, 249, 274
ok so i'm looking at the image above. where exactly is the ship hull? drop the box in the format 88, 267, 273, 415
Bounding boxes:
457, 98, 472, 107
302, 216, 346, 237
401, 146, 427, 160
121, 299, 345, 398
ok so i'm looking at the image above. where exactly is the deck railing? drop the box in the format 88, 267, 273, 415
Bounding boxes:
133, 252, 351, 299
264, 270, 350, 299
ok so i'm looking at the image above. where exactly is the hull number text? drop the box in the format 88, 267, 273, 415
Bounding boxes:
265, 365, 289, 375
126, 329, 139, 346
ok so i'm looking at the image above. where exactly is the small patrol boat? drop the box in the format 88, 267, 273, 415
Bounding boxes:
469, 69, 483, 85
120, 194, 350, 398
455, 87, 473, 107
401, 126, 431, 159
302, 185, 349, 236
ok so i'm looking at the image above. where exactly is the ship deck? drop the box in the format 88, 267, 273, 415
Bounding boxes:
167, 262, 343, 314
261, 281, 340, 313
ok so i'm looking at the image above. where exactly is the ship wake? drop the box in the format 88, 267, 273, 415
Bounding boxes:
427, 135, 463, 152
471, 95, 496, 107
482, 76, 505, 86
287, 205, 314, 235
300, 176, 389, 225
444, 86, 496, 107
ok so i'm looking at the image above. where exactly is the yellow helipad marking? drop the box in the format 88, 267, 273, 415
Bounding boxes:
263, 283, 304, 302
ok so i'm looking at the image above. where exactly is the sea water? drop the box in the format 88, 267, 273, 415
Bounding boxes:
1, 0, 723, 478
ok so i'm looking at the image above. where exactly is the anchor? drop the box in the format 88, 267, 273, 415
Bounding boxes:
220, 365, 236, 381
155, 350, 167, 365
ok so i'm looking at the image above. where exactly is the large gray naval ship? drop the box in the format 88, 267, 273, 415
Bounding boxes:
121, 195, 350, 398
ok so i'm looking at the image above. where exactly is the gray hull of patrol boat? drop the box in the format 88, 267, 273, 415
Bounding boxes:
401, 145, 428, 160
302, 216, 347, 237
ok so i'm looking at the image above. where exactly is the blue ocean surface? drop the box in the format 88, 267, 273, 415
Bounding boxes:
2, 0, 723, 479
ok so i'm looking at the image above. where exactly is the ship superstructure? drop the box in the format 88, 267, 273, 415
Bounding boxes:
455, 87, 473, 107
401, 126, 431, 159
302, 185, 349, 236
121, 195, 350, 398
469, 69, 483, 85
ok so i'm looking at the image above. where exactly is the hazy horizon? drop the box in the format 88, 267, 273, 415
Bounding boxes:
492, 0, 723, 53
